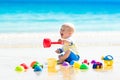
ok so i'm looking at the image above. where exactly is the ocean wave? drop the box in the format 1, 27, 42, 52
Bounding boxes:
0, 13, 120, 32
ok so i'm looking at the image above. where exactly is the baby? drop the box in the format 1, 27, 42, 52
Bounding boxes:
55, 23, 80, 64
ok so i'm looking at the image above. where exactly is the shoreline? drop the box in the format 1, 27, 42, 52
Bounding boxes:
0, 31, 120, 48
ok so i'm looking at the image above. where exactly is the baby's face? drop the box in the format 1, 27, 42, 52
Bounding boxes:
60, 26, 73, 39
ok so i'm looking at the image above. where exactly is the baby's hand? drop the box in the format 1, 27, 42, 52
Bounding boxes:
58, 39, 70, 45
58, 39, 64, 44
55, 49, 60, 54
58, 39, 62, 42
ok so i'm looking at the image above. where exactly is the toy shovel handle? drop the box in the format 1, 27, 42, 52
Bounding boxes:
51, 41, 62, 44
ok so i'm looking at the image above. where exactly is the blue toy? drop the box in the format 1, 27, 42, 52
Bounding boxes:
34, 66, 42, 72
102, 55, 113, 60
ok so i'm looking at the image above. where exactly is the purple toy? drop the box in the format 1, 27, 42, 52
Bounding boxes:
62, 62, 69, 66
91, 60, 96, 64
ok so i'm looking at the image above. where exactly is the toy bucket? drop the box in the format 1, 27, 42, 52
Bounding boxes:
47, 58, 57, 68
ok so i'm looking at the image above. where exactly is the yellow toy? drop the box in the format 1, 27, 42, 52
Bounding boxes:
101, 55, 113, 67
47, 58, 57, 72
73, 61, 80, 68
104, 60, 113, 66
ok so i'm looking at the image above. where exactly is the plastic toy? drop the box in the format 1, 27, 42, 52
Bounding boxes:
15, 65, 25, 72
15, 63, 28, 72
20, 63, 29, 71
92, 62, 103, 69
101, 55, 113, 67
62, 61, 69, 66
73, 61, 80, 68
33, 63, 43, 69
80, 64, 88, 69
30, 61, 43, 69
43, 38, 62, 48
101, 55, 113, 60
34, 66, 42, 72
47, 58, 57, 72
82, 59, 89, 65
30, 61, 39, 68
91, 60, 103, 69
91, 60, 96, 64
70, 60, 80, 68
47, 58, 57, 68
30, 61, 43, 72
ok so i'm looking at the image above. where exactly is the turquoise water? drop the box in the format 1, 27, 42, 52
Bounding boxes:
0, 2, 120, 33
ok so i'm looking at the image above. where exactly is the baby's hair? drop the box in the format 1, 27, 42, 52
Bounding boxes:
62, 23, 75, 32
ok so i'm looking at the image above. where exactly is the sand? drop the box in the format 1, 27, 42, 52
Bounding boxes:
0, 31, 120, 48
0, 32, 120, 80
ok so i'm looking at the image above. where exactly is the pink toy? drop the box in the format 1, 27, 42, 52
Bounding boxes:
82, 59, 89, 65
20, 63, 29, 70
43, 38, 62, 48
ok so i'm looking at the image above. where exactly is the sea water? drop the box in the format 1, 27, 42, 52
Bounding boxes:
0, 1, 120, 33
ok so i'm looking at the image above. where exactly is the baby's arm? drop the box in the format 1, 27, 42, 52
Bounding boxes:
58, 39, 73, 46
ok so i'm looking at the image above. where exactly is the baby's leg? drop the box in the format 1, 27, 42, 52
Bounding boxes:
65, 51, 80, 63
58, 50, 71, 64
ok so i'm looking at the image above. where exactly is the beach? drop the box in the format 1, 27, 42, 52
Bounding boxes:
0, 31, 120, 48
0, 32, 120, 80
0, 0, 120, 80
